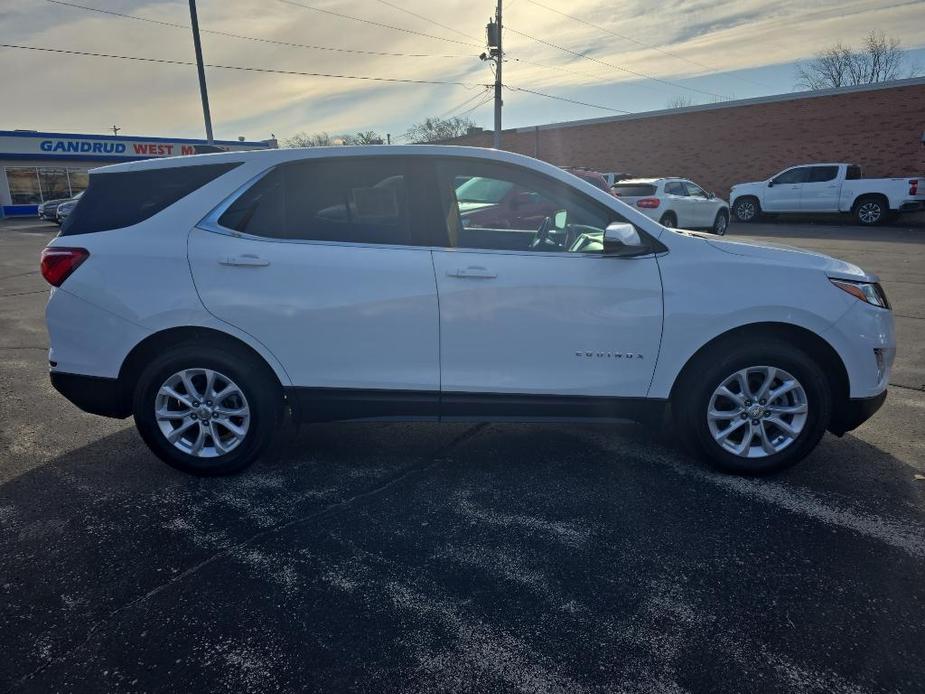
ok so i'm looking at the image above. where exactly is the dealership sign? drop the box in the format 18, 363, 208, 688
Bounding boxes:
0, 132, 271, 161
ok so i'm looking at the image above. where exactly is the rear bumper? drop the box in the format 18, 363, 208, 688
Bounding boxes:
829, 390, 887, 436
50, 371, 130, 419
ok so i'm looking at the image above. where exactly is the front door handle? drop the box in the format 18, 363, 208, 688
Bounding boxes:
447, 266, 497, 279
219, 254, 270, 267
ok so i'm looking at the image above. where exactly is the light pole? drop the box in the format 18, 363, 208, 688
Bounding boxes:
188, 0, 214, 144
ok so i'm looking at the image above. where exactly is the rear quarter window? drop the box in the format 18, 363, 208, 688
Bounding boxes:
611, 184, 657, 197
60, 162, 240, 236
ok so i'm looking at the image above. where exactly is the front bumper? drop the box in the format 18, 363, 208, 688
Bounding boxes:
829, 390, 887, 436
50, 371, 130, 419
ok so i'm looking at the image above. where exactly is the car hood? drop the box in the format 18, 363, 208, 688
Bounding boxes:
705, 236, 877, 281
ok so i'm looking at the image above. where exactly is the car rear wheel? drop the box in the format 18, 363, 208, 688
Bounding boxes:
732, 197, 760, 223
712, 209, 729, 235
853, 196, 888, 226
674, 339, 831, 474
659, 211, 677, 228
133, 345, 282, 475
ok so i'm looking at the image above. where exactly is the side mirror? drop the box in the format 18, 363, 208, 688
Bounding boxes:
553, 209, 568, 230
707, 191, 715, 199
767, 181, 774, 188
603, 223, 647, 256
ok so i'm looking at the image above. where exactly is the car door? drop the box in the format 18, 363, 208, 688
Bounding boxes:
763, 166, 810, 211
430, 157, 663, 407
800, 165, 841, 211
663, 181, 693, 226
682, 180, 715, 227
187, 155, 442, 410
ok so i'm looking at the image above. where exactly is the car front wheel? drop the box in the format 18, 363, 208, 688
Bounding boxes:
133, 345, 282, 475
732, 197, 760, 223
675, 339, 831, 474
712, 209, 729, 235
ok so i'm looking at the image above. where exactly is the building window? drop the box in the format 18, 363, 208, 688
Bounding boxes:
6, 168, 42, 204
38, 168, 71, 201
4, 166, 90, 204
67, 169, 89, 195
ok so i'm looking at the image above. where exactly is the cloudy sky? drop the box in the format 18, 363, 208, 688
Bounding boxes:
0, 0, 923, 143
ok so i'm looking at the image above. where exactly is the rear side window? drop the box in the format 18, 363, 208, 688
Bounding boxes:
663, 182, 687, 196
219, 157, 441, 246
809, 166, 838, 182
846, 165, 862, 180
611, 183, 657, 197
61, 162, 240, 236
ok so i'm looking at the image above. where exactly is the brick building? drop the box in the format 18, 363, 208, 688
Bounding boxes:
449, 77, 925, 199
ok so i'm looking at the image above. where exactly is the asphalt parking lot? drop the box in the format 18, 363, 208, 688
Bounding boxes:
1, 216, 924, 693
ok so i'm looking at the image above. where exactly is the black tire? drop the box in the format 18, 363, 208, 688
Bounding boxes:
712, 209, 729, 235
133, 343, 282, 475
659, 211, 677, 228
674, 338, 831, 474
732, 196, 760, 223
853, 196, 889, 226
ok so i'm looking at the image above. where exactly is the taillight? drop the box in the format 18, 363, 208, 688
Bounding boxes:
911, 179, 919, 196
636, 198, 661, 209
40, 247, 89, 287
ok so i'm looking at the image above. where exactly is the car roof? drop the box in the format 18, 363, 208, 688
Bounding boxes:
93, 145, 559, 175
612, 177, 685, 185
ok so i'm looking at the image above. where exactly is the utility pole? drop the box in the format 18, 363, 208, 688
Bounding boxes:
188, 0, 214, 144
111, 125, 120, 136
484, 1, 503, 148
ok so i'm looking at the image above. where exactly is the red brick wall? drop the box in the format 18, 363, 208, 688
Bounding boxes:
450, 82, 925, 199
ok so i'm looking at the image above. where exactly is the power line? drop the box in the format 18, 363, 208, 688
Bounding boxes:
505, 26, 730, 99
370, 0, 481, 43
521, 0, 768, 88
457, 93, 496, 118
504, 84, 631, 113
0, 43, 486, 87
441, 87, 493, 118
44, 0, 474, 59
275, 0, 483, 49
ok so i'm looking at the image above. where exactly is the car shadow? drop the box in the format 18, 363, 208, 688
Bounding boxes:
1, 420, 922, 689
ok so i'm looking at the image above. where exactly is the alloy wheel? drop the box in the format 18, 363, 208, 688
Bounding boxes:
706, 366, 808, 459
858, 202, 882, 224
735, 201, 756, 221
154, 368, 251, 458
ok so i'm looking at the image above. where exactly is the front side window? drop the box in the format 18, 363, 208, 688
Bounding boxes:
773, 167, 809, 185
437, 159, 621, 254
220, 157, 439, 247
685, 181, 709, 198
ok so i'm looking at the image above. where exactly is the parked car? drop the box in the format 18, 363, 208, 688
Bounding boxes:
561, 167, 613, 193
37, 197, 71, 222
42, 146, 893, 477
730, 163, 924, 226
54, 192, 83, 225
611, 178, 730, 234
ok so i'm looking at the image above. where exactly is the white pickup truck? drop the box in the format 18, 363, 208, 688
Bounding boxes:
729, 163, 923, 226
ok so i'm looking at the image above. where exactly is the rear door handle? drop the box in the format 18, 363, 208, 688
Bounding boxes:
219, 254, 270, 267
447, 266, 496, 279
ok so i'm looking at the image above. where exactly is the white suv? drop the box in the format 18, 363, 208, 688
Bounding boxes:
611, 178, 730, 234
42, 146, 894, 475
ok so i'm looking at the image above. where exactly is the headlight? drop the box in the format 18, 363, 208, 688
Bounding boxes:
830, 278, 891, 309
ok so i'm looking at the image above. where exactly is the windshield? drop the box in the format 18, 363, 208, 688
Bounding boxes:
455, 176, 514, 204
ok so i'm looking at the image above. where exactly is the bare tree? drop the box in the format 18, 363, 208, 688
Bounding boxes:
341, 131, 384, 145
403, 116, 477, 143
666, 95, 695, 109
284, 131, 334, 148
797, 31, 916, 90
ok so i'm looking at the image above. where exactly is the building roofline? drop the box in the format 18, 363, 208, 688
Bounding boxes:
0, 129, 268, 146
507, 75, 925, 134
